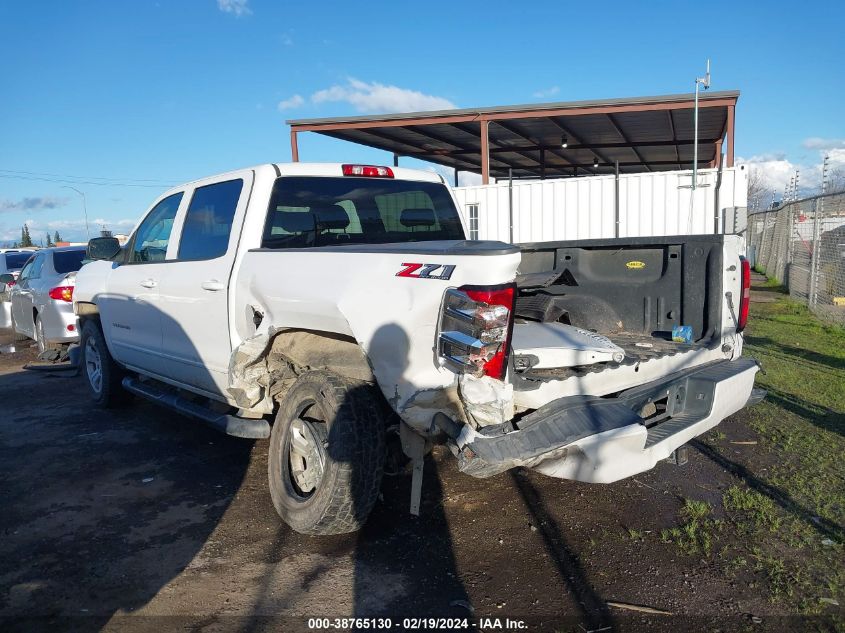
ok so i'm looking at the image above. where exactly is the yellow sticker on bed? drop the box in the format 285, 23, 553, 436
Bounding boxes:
626, 260, 646, 269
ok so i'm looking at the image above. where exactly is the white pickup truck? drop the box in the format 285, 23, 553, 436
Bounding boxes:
74, 162, 761, 535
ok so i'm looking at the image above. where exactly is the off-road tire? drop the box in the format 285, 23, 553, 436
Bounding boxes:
81, 319, 129, 407
268, 371, 386, 535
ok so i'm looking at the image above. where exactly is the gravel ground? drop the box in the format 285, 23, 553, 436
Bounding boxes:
0, 325, 832, 632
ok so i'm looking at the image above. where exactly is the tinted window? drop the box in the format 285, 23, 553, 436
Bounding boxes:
130, 192, 183, 263
262, 177, 465, 249
53, 250, 86, 274
178, 179, 243, 261
3, 252, 32, 270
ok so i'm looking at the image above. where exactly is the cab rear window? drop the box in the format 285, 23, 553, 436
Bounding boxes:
2, 252, 32, 270
262, 177, 465, 248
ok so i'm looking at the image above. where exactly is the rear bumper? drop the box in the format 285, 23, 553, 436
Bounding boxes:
40, 302, 78, 344
443, 357, 760, 482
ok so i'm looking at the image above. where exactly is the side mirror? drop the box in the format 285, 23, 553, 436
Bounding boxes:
86, 237, 122, 261
0, 273, 14, 294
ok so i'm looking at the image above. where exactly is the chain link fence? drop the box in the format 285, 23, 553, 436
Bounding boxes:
748, 192, 845, 325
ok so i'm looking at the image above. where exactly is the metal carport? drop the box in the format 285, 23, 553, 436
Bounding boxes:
287, 91, 738, 184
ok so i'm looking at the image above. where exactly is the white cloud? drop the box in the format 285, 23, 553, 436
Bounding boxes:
0, 196, 69, 213
533, 86, 560, 99
217, 0, 251, 17
802, 137, 845, 151
310, 78, 455, 114
739, 153, 803, 194
278, 94, 304, 111
739, 147, 845, 200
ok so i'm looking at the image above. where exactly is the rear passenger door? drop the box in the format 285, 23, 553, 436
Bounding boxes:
155, 174, 252, 395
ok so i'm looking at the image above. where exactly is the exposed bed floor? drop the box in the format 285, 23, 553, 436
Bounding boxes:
518, 331, 706, 381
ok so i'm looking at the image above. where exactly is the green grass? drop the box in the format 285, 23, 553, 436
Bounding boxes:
661, 499, 719, 555
713, 281, 845, 609
723, 485, 782, 533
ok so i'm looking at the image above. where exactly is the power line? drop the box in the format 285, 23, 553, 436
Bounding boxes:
0, 173, 174, 188
0, 168, 179, 185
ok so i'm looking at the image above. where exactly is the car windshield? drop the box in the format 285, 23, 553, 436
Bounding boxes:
262, 176, 466, 248
53, 249, 87, 274
3, 252, 33, 270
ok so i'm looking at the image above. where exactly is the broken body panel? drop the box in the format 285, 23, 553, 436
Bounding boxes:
73, 163, 757, 489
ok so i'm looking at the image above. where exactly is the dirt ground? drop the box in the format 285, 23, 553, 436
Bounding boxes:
0, 289, 841, 632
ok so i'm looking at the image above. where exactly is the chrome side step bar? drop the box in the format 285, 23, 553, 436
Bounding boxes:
121, 376, 270, 439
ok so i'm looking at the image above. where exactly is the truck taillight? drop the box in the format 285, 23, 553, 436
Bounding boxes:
437, 283, 516, 380
342, 164, 394, 178
737, 256, 750, 332
49, 286, 74, 302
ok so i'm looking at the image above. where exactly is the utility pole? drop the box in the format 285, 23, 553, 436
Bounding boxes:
61, 185, 90, 240
692, 59, 711, 192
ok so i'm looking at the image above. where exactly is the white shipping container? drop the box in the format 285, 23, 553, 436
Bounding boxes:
454, 166, 748, 243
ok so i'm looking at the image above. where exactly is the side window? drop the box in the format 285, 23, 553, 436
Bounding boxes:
17, 257, 35, 280
177, 179, 243, 261
130, 192, 183, 263
467, 204, 479, 240
26, 254, 45, 280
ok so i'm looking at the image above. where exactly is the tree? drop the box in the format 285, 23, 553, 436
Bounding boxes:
20, 225, 33, 247
747, 167, 774, 212
826, 167, 845, 194
53, 230, 62, 244
46, 234, 54, 247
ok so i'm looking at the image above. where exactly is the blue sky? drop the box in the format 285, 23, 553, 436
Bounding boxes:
1, 0, 843, 244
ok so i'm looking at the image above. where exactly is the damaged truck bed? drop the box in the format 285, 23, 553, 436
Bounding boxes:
74, 162, 759, 535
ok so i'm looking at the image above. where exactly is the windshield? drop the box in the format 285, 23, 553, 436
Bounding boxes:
3, 252, 33, 270
262, 176, 465, 248
53, 249, 87, 274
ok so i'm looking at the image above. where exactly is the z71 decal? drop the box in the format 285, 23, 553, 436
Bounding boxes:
396, 263, 456, 280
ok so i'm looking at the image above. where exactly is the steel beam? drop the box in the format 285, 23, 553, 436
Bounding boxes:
725, 105, 735, 167
290, 130, 299, 162
606, 113, 651, 172
480, 119, 490, 185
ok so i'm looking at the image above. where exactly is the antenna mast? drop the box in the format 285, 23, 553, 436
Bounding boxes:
692, 59, 711, 192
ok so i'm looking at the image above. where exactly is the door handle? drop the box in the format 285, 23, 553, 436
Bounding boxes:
139, 279, 157, 289
201, 280, 225, 292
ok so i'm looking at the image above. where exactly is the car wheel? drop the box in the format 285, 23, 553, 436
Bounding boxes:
34, 314, 60, 353
81, 319, 129, 407
268, 371, 386, 535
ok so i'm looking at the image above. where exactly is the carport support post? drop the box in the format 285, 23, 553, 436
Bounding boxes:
726, 105, 735, 167
454, 169, 459, 187
508, 167, 514, 243
540, 148, 546, 180
290, 130, 299, 162
614, 160, 620, 238
480, 118, 490, 184
393, 153, 399, 167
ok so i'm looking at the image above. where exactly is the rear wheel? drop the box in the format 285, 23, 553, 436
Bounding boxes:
268, 371, 386, 535
81, 319, 129, 407
34, 314, 60, 353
